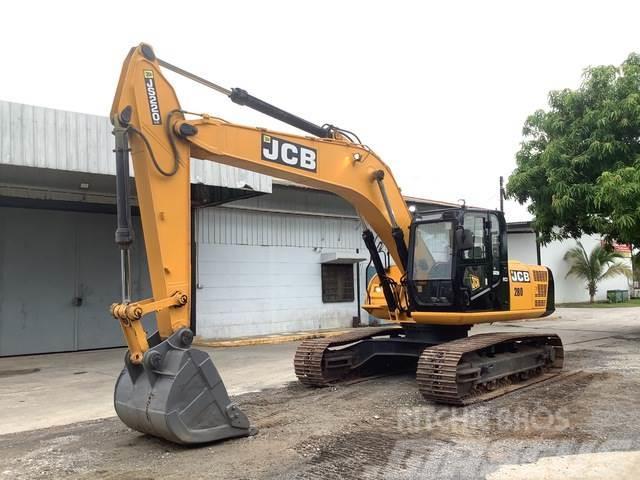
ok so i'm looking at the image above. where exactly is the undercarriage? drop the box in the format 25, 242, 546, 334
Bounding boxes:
294, 325, 563, 405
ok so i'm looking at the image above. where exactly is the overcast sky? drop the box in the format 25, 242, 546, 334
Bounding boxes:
1, 1, 639, 220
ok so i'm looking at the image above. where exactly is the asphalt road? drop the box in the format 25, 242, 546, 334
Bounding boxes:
0, 342, 298, 434
1, 307, 639, 479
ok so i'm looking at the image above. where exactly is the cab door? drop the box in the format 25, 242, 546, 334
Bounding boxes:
457, 211, 508, 311
488, 212, 509, 310
458, 212, 491, 309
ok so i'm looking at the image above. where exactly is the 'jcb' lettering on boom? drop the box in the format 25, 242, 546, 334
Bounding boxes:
261, 135, 317, 172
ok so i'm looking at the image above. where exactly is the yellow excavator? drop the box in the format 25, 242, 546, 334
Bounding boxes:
110, 44, 563, 445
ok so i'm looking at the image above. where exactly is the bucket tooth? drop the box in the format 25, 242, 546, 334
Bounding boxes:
114, 328, 256, 444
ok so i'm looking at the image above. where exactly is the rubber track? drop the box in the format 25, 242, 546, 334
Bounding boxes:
294, 326, 402, 386
416, 332, 563, 405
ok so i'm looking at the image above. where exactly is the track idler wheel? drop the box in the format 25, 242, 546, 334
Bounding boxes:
114, 328, 256, 444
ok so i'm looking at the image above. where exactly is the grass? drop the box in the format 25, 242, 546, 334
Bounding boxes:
557, 298, 640, 308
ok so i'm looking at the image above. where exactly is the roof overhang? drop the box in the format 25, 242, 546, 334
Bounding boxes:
507, 221, 535, 234
320, 252, 367, 264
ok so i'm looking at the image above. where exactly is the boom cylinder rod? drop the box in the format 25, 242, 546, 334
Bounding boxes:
373, 170, 409, 269
158, 59, 232, 96
374, 170, 398, 229
120, 249, 132, 304
157, 58, 331, 138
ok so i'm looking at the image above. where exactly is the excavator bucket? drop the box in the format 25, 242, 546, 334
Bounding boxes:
114, 328, 256, 444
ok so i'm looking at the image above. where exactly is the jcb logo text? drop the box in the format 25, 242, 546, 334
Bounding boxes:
510, 270, 530, 283
261, 135, 317, 172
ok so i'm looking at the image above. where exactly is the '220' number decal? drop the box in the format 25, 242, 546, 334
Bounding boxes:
514, 287, 524, 297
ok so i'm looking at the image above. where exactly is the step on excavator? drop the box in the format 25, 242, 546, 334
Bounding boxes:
110, 43, 563, 444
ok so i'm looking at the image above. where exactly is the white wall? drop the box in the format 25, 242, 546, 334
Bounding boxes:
194, 186, 371, 339
507, 232, 538, 265
541, 234, 631, 304
196, 244, 366, 339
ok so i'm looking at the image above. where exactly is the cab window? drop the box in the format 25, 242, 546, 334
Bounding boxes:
490, 213, 501, 278
412, 221, 453, 280
462, 214, 486, 260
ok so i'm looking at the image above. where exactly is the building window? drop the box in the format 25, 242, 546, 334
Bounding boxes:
321, 264, 354, 303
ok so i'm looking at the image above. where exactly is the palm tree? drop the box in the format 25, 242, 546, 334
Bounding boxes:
563, 241, 632, 303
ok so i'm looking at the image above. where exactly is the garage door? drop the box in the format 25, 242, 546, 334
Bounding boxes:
0, 206, 151, 356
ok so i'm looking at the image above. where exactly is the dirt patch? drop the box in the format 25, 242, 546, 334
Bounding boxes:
0, 368, 40, 378
1, 345, 639, 479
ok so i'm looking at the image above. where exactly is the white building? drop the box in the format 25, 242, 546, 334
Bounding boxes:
507, 221, 632, 303
0, 100, 452, 356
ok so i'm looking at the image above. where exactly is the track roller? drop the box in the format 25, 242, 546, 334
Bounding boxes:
417, 332, 564, 405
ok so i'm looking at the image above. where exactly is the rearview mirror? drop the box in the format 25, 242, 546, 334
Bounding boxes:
455, 228, 474, 251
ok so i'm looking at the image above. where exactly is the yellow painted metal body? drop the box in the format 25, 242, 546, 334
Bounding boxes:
110, 44, 552, 362
363, 260, 551, 325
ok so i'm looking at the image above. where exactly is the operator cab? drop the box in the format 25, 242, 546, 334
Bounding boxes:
407, 207, 509, 312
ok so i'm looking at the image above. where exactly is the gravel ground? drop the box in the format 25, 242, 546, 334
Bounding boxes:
1, 322, 639, 479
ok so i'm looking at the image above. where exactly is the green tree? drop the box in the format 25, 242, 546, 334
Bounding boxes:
563, 241, 631, 303
507, 53, 640, 246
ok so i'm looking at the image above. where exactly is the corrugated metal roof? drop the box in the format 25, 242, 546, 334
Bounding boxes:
197, 206, 363, 249
402, 194, 460, 208
0, 100, 271, 193
272, 179, 459, 209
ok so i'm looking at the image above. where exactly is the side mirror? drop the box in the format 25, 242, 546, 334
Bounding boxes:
455, 228, 474, 251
